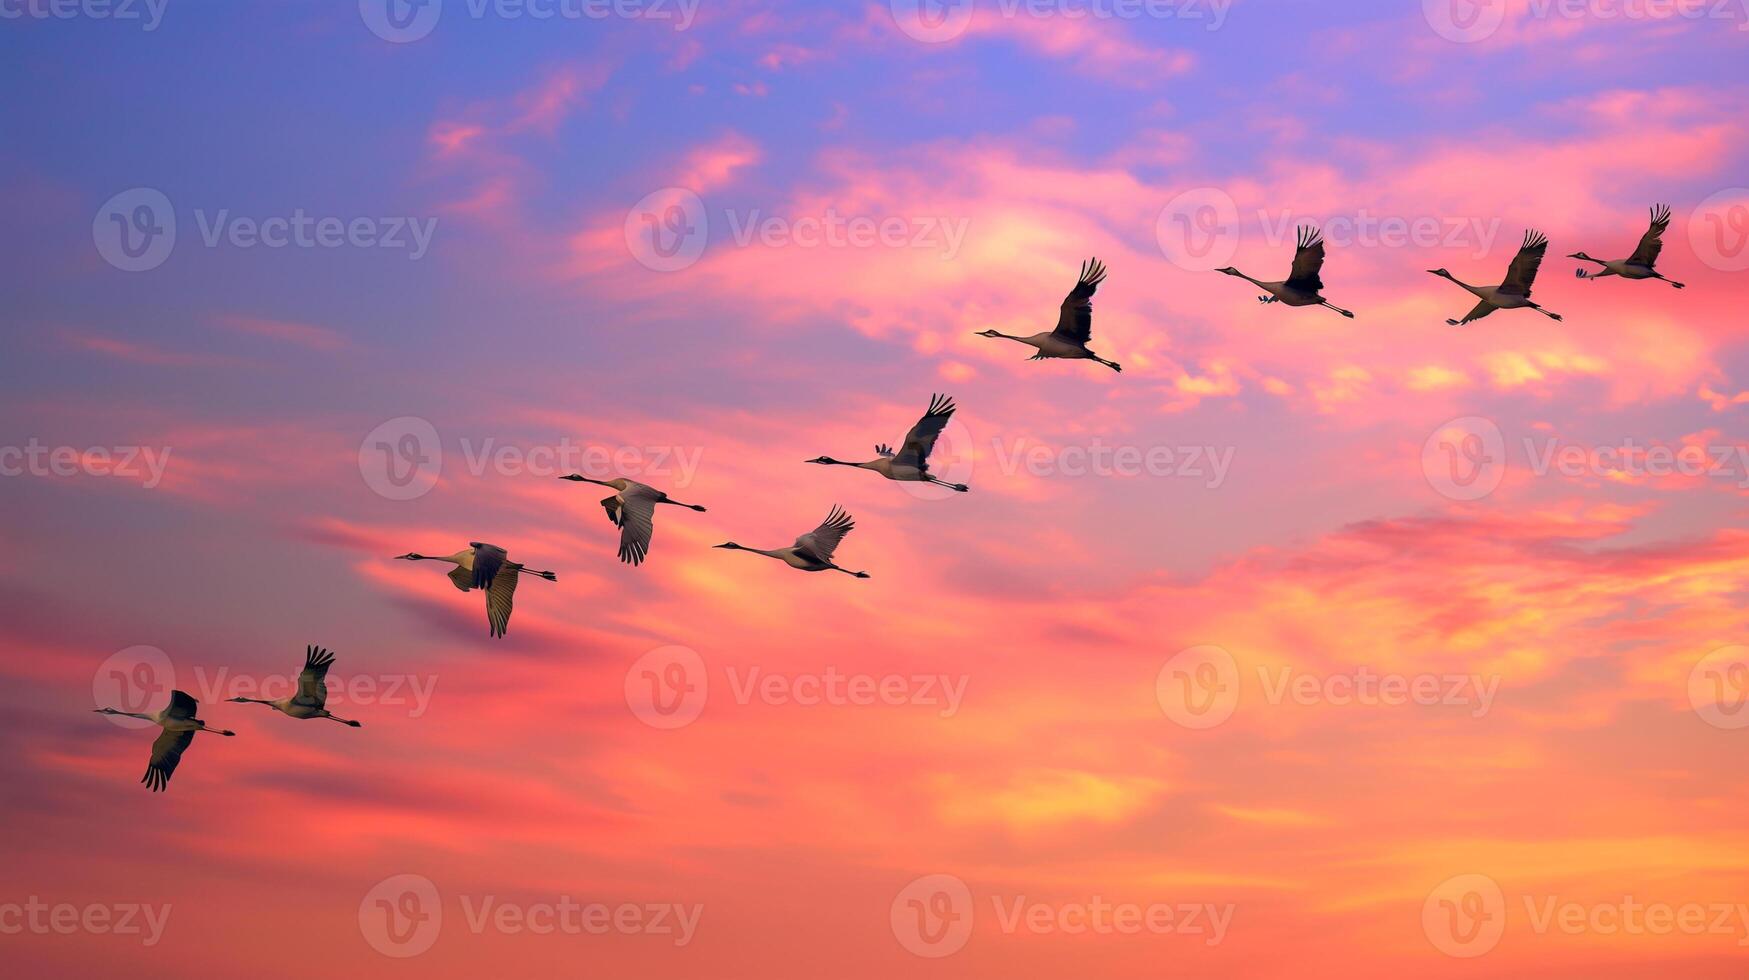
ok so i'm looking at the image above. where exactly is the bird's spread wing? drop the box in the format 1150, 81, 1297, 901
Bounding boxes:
447, 565, 473, 592
1453, 299, 1495, 325
615, 492, 658, 566
1285, 225, 1326, 291
143, 727, 195, 792
1051, 258, 1106, 344
1629, 203, 1670, 267
892, 394, 955, 469
469, 542, 508, 590
294, 645, 334, 708
1500, 230, 1549, 296
164, 689, 198, 720
485, 564, 522, 638
794, 505, 856, 563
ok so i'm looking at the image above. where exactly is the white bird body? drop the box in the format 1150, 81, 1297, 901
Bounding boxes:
1431, 229, 1564, 325
808, 394, 969, 492
560, 474, 707, 565
978, 258, 1121, 372
1582, 258, 1659, 280
94, 689, 234, 792
1218, 226, 1355, 317
714, 506, 870, 578
395, 542, 557, 638
229, 646, 362, 726
1570, 205, 1685, 289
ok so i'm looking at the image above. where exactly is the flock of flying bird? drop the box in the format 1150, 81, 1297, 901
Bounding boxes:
94, 203, 1689, 790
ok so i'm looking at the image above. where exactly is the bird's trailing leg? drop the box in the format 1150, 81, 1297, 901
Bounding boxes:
1658, 274, 1686, 289
660, 498, 708, 512
1530, 304, 1563, 321
927, 476, 970, 492
323, 712, 362, 728
832, 565, 871, 579
1320, 300, 1355, 318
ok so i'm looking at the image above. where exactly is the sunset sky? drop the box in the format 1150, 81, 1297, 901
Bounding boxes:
4, 0, 1749, 975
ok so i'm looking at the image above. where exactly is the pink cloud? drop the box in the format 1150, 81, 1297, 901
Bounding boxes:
212, 314, 351, 352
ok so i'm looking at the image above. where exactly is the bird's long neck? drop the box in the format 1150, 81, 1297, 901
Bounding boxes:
1230, 269, 1268, 288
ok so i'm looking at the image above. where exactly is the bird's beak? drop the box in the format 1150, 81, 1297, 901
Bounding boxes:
1565, 253, 1583, 259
